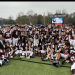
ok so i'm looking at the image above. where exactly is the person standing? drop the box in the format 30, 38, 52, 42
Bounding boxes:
11, 25, 19, 47
4, 26, 12, 44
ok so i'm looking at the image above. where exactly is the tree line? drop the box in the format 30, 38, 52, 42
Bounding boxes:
0, 9, 75, 25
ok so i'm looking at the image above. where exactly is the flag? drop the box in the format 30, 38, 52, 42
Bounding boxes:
43, 13, 45, 19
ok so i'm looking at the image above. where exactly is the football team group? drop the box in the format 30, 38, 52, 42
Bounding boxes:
0, 23, 75, 75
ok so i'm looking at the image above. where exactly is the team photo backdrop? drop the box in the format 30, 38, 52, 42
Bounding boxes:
52, 17, 63, 25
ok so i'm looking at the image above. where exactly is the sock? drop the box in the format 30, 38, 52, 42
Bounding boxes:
55, 58, 57, 60
64, 60, 66, 61
46, 58, 48, 59
26, 53, 27, 57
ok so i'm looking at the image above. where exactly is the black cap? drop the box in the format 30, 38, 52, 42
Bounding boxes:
15, 24, 18, 27
41, 26, 45, 28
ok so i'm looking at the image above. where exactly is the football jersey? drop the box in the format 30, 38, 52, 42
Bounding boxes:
69, 28, 72, 35
2, 29, 6, 34
70, 53, 75, 64
36, 27, 40, 31
52, 45, 61, 52
4, 51, 10, 57
4, 30, 11, 39
64, 46, 73, 54
32, 27, 36, 30
45, 27, 48, 32
39, 29, 46, 35
34, 33, 38, 39
59, 36, 67, 42
5, 45, 11, 51
0, 50, 5, 60
27, 30, 32, 38
48, 43, 54, 50
26, 44, 33, 51
16, 43, 24, 50
56, 29, 64, 36
40, 43, 47, 50
13, 29, 19, 38
20, 30, 25, 41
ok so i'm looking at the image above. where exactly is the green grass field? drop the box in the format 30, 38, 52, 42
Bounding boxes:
0, 55, 72, 75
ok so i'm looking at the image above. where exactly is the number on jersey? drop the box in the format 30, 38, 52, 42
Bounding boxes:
16, 31, 18, 35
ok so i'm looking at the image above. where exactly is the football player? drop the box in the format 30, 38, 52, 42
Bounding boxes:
42, 42, 61, 62
13, 40, 24, 58
11, 25, 19, 46
61, 42, 73, 64
70, 49, 75, 75
4, 26, 12, 44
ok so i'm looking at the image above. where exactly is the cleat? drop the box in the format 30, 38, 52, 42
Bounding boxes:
42, 58, 48, 61
19, 56, 25, 58
26, 56, 30, 59
62, 60, 65, 64
41, 56, 44, 61
10, 56, 13, 59
49, 56, 54, 62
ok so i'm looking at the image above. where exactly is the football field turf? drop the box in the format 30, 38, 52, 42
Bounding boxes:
0, 55, 72, 75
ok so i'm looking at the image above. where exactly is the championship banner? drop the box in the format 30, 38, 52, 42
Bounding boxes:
52, 17, 63, 26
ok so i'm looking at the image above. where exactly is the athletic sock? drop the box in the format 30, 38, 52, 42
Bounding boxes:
46, 58, 48, 59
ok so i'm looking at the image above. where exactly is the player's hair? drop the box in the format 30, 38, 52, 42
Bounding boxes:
7, 26, 10, 28
63, 28, 66, 30
51, 40, 54, 43
54, 42, 58, 45
6, 41, 10, 44
51, 27, 53, 29
66, 32, 69, 35
15, 24, 18, 27
3, 26, 5, 28
53, 23, 55, 25
69, 25, 72, 26
65, 42, 70, 46
18, 39, 21, 43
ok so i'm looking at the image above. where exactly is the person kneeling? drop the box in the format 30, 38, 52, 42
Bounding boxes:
21, 40, 35, 59
13, 40, 24, 58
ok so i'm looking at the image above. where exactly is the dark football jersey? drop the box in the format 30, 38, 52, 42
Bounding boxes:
34, 33, 38, 39
20, 30, 25, 41
52, 45, 61, 52
26, 44, 33, 51
39, 29, 46, 35
16, 43, 24, 50
13, 29, 19, 38
70, 53, 75, 64
27, 30, 32, 38
64, 46, 73, 54
40, 43, 47, 50
4, 30, 11, 39
59, 36, 67, 43
0, 50, 5, 60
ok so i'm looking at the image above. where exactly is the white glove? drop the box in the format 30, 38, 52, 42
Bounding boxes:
2, 55, 4, 59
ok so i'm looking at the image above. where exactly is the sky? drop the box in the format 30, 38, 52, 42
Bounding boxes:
0, 1, 75, 20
